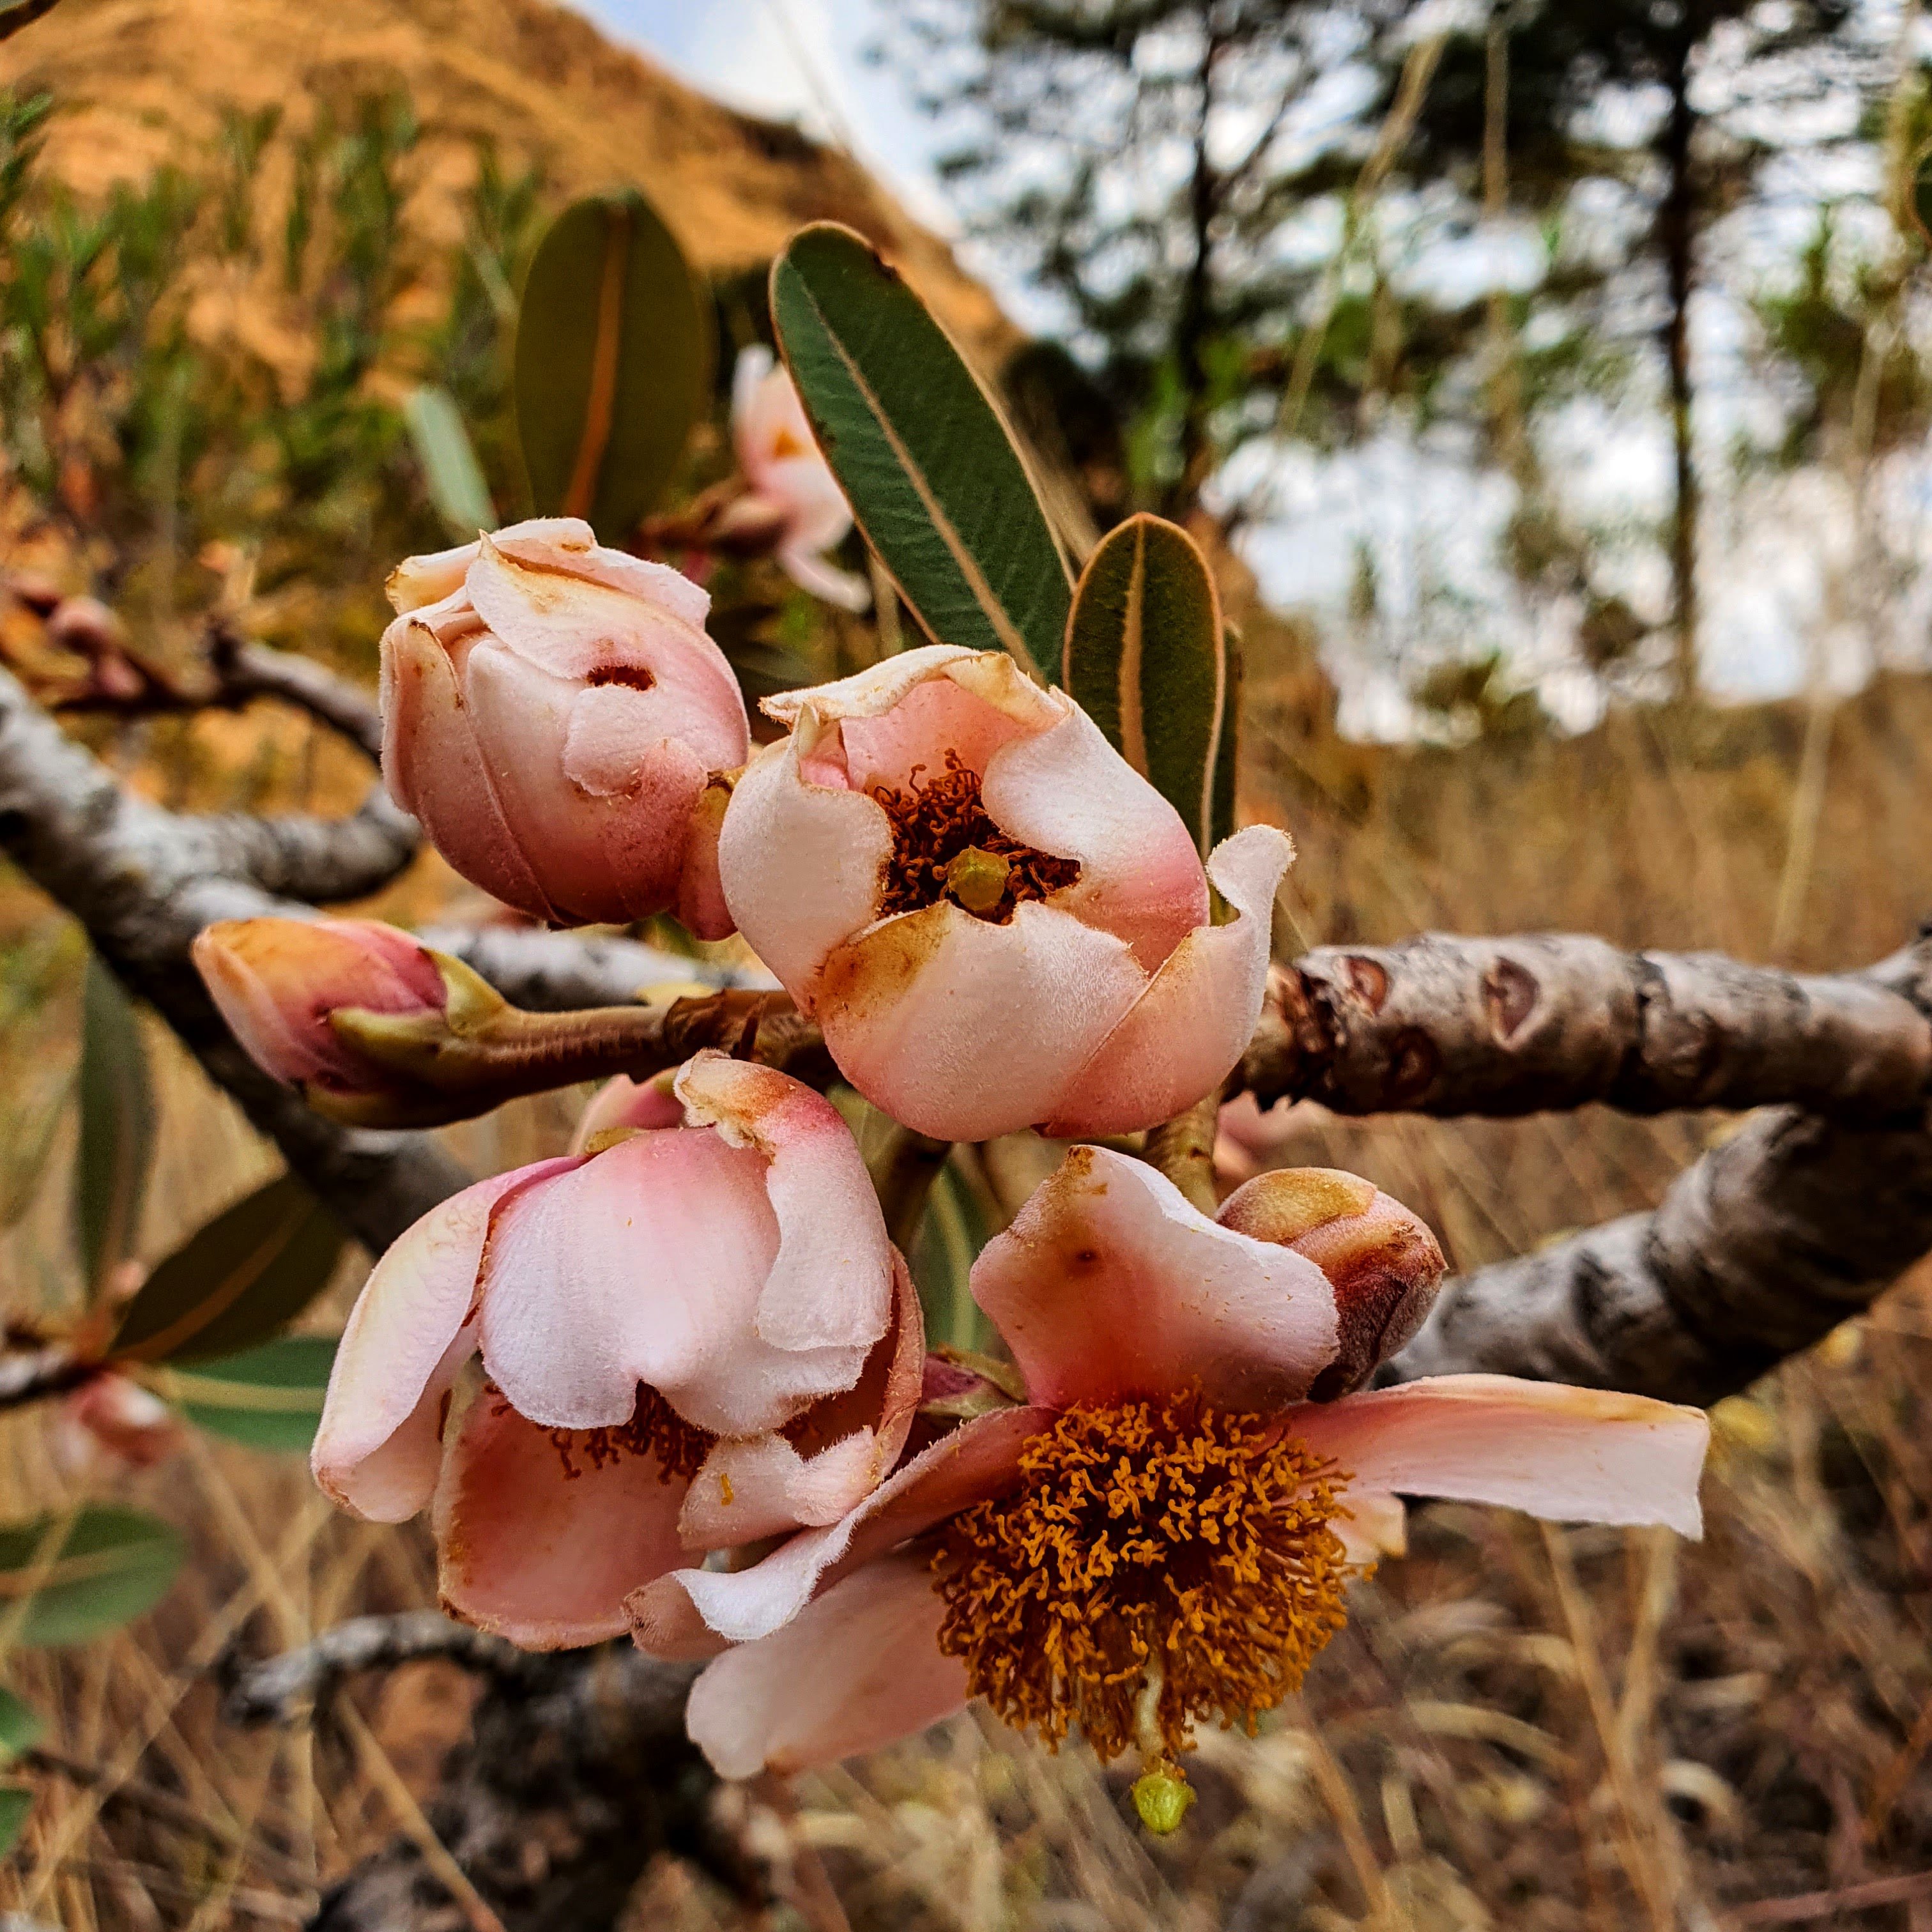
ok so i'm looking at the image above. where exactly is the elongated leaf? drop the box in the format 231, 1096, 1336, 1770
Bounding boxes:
0, 1784, 27, 1856
108, 1175, 346, 1365
404, 385, 494, 538
910, 1157, 997, 1354
515, 190, 713, 540
0, 1506, 183, 1646
73, 953, 155, 1299
155, 1335, 337, 1453
1062, 513, 1228, 858
770, 223, 1070, 680
0, 1686, 43, 1759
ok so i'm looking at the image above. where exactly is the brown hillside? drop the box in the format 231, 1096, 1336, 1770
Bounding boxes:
0, 0, 1012, 354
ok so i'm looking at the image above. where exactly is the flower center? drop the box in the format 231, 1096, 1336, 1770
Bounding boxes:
931, 1389, 1353, 1762
871, 751, 1081, 922
535, 1382, 715, 1484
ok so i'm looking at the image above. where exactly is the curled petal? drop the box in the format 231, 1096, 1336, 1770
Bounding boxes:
434, 1390, 691, 1648
486, 516, 712, 631
970, 1145, 1340, 1413
838, 671, 1036, 793
816, 901, 1146, 1142
571, 1073, 685, 1153
387, 538, 480, 614
1286, 1375, 1709, 1539
1041, 825, 1292, 1138
776, 542, 871, 613
312, 1160, 579, 1521
685, 1552, 967, 1777
629, 1404, 1048, 1659
760, 645, 1055, 737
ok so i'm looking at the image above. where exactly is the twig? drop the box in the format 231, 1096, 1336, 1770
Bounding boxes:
207, 625, 385, 763
222, 1613, 536, 1729
1731, 1868, 1932, 1924
0, 1342, 88, 1411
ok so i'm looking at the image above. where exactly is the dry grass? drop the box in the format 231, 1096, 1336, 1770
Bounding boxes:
4, 663, 1932, 1929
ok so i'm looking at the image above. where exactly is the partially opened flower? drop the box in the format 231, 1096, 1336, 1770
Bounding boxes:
729, 346, 870, 613
381, 516, 747, 933
719, 645, 1294, 1140
313, 1052, 919, 1647
631, 1145, 1708, 1781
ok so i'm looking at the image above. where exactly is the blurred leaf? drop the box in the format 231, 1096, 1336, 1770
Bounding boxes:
153, 1335, 337, 1453
1211, 627, 1241, 849
1062, 514, 1227, 858
109, 1175, 346, 1365
0, 1784, 27, 1856
0, 1686, 43, 1760
910, 1156, 997, 1354
0, 1506, 184, 1646
0, 0, 63, 42
73, 953, 155, 1300
403, 385, 494, 539
770, 222, 1070, 682
515, 189, 713, 540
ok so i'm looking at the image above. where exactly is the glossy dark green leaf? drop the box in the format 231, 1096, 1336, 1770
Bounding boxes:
1062, 513, 1228, 858
108, 1175, 346, 1365
770, 222, 1070, 680
0, 1784, 28, 1856
0, 1686, 43, 1761
157, 1335, 337, 1453
515, 190, 713, 540
73, 953, 155, 1300
0, 1506, 183, 1646
404, 385, 494, 538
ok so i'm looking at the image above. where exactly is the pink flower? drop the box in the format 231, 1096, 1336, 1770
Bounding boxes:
54, 1372, 183, 1475
380, 517, 748, 934
312, 1054, 920, 1648
630, 1146, 1708, 1778
718, 645, 1294, 1140
731, 347, 870, 613
194, 917, 447, 1101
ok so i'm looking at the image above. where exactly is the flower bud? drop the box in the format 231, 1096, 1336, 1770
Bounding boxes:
1216, 1167, 1446, 1399
194, 917, 449, 1105
380, 517, 749, 933
55, 1372, 182, 1475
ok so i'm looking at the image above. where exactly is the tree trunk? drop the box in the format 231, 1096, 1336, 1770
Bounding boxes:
1659, 38, 1700, 698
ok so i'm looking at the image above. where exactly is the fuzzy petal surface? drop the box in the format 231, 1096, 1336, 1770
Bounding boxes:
971, 1145, 1340, 1413
685, 1552, 967, 1777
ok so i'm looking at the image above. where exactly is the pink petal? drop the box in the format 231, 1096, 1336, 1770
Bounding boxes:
717, 734, 893, 1006
1337, 1490, 1407, 1564
685, 1552, 967, 1777
1284, 1375, 1709, 1538
629, 1404, 1049, 1659
1041, 825, 1292, 1137
838, 671, 1035, 793
486, 516, 712, 632
970, 1145, 1340, 1413
816, 900, 1147, 1142
759, 645, 1054, 737
434, 1390, 690, 1647
312, 1160, 579, 1521
387, 539, 480, 615
677, 778, 736, 942
985, 703, 1208, 972
570, 1073, 685, 1154
764, 454, 854, 554
466, 533, 733, 697
776, 543, 872, 613
378, 619, 556, 918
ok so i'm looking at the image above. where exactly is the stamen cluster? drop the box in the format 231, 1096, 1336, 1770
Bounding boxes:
530, 1382, 716, 1483
931, 1388, 1353, 1761
871, 751, 1081, 921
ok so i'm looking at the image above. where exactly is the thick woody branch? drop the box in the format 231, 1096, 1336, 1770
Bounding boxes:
206, 625, 386, 762
0, 665, 460, 1252
1241, 933, 1932, 1124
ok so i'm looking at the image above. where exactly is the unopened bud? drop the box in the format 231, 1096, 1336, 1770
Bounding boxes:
1131, 1761, 1196, 1836
1217, 1167, 1446, 1398
945, 846, 1011, 917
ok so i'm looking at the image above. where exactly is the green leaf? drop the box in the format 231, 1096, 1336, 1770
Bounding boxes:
0, 1686, 43, 1761
1061, 513, 1229, 859
0, 1506, 184, 1646
514, 190, 713, 540
0, 1783, 28, 1856
73, 953, 155, 1300
910, 1157, 997, 1354
154, 1335, 337, 1454
108, 1174, 346, 1365
404, 385, 494, 539
770, 222, 1071, 680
